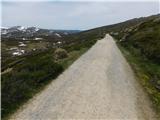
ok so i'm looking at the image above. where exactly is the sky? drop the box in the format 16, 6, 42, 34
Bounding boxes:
1, 0, 160, 30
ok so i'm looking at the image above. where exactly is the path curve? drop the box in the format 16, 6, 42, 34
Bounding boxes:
10, 34, 156, 120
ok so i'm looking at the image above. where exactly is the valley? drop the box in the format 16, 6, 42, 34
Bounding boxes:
10, 34, 157, 120
1, 14, 160, 119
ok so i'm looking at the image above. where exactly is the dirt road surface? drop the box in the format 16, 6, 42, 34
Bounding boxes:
10, 34, 156, 120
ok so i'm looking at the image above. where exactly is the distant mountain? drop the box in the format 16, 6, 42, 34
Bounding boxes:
1, 26, 80, 40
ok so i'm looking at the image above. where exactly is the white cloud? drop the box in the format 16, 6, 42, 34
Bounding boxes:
2, 0, 159, 2
1, 1, 159, 30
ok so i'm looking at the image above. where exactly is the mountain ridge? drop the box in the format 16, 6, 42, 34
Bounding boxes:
1, 26, 80, 39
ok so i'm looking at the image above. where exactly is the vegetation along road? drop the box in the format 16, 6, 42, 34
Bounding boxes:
10, 34, 156, 120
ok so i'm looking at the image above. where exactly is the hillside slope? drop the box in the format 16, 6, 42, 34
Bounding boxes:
65, 14, 160, 112
10, 35, 157, 120
109, 15, 160, 113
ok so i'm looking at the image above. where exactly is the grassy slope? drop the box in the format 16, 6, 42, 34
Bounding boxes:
2, 50, 63, 119
122, 18, 160, 63
112, 16, 160, 114
117, 43, 160, 115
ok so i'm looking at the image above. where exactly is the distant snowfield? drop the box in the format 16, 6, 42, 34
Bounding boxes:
54, 33, 61, 37
1, 26, 77, 38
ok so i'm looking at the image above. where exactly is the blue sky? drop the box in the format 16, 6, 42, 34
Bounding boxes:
1, 1, 159, 30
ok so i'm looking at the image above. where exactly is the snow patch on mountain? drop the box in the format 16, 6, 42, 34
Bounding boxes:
54, 33, 61, 37
17, 26, 26, 31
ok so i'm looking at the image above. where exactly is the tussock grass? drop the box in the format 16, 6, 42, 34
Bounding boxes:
117, 42, 160, 117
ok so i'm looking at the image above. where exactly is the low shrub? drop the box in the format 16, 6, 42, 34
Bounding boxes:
1, 52, 63, 119
54, 48, 68, 60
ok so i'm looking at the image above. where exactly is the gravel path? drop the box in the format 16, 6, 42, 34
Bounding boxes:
10, 34, 156, 120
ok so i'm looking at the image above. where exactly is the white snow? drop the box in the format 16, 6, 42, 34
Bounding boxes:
35, 38, 42, 40
35, 28, 39, 32
12, 49, 25, 56
10, 47, 18, 50
1, 30, 8, 34
57, 41, 62, 44
17, 26, 26, 31
1, 27, 8, 29
13, 52, 22, 56
55, 33, 61, 37
1, 27, 8, 34
21, 50, 25, 53
22, 38, 26, 40
19, 43, 27, 47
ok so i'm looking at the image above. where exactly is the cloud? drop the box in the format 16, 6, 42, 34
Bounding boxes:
2, 0, 159, 2
1, 1, 159, 30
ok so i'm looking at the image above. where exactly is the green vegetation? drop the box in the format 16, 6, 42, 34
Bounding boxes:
1, 27, 99, 119
111, 16, 160, 114
117, 43, 160, 114
65, 14, 160, 115
54, 48, 68, 60
1, 50, 63, 119
121, 18, 160, 63
58, 48, 89, 69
